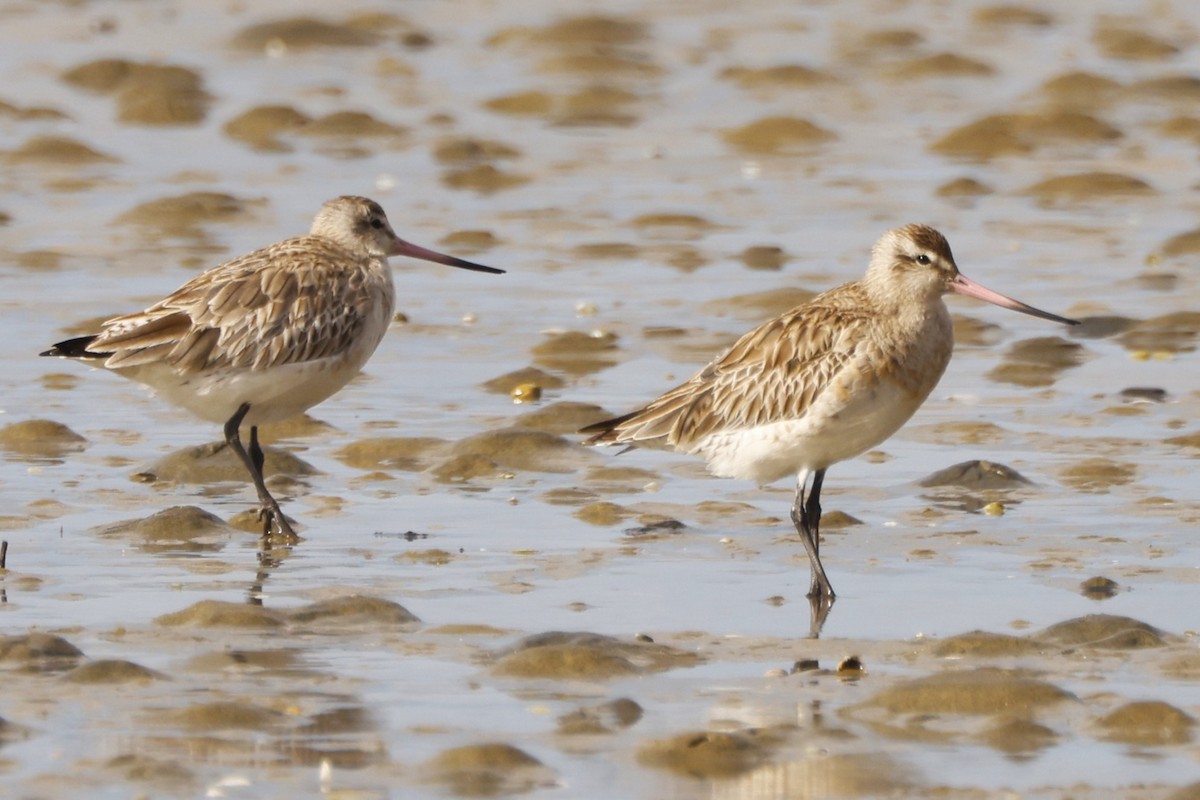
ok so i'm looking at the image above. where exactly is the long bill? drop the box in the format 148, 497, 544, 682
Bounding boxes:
390, 238, 505, 274
949, 273, 1078, 326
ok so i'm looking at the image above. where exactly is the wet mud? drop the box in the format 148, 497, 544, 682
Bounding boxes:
3, 0, 1200, 798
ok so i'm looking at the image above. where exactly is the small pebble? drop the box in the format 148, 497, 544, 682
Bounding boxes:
837, 655, 864, 673
511, 383, 542, 404
1080, 575, 1119, 599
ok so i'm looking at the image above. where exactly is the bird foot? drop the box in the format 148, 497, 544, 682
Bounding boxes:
257, 505, 299, 543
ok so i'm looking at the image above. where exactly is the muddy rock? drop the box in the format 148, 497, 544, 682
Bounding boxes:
1038, 71, 1123, 108
231, 16, 380, 51
286, 595, 420, 629
1058, 458, 1137, 493
1080, 576, 1120, 600
298, 110, 406, 139
484, 89, 555, 117
1160, 227, 1200, 258
936, 177, 993, 197
451, 429, 593, 473
1022, 172, 1154, 205
0, 633, 85, 672
857, 668, 1074, 716
1033, 615, 1167, 649
433, 137, 521, 164
1098, 701, 1195, 746
637, 727, 791, 777
973, 6, 1054, 26
95, 506, 237, 550
892, 52, 993, 78
1093, 25, 1179, 61
334, 436, 451, 471
1118, 311, 1200, 354
430, 453, 503, 482
64, 659, 166, 684
932, 112, 1121, 159
511, 401, 611, 434
114, 192, 263, 238
738, 245, 788, 270
702, 289, 816, 325
168, 701, 289, 731
721, 116, 836, 153
557, 697, 643, 735
932, 630, 1042, 658
572, 241, 641, 261
573, 501, 633, 526
396, 548, 456, 566
0, 419, 86, 459
134, 442, 316, 485
0, 99, 67, 121
629, 212, 715, 240
720, 64, 835, 90
920, 460, 1031, 490
980, 717, 1059, 754
4, 135, 118, 165
156, 599, 287, 628
1127, 75, 1200, 104
104, 754, 195, 788
62, 58, 210, 125
442, 164, 530, 193
484, 86, 640, 127
223, 104, 312, 151
582, 464, 661, 493
492, 631, 700, 679
557, 84, 642, 127
987, 336, 1086, 386
439, 229, 501, 253
481, 366, 566, 396
423, 742, 554, 796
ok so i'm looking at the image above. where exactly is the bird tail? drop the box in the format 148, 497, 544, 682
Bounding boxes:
579, 410, 644, 446
40, 335, 110, 359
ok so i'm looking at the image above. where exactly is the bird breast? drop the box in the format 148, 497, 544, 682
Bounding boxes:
691, 303, 954, 484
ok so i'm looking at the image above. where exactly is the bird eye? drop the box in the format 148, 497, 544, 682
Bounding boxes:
370, 218, 384, 230
915, 254, 932, 265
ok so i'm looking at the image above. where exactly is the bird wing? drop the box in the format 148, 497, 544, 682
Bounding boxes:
90, 238, 382, 373
584, 299, 879, 449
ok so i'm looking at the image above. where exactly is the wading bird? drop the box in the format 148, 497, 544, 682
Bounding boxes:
582, 224, 1076, 625
43, 195, 503, 540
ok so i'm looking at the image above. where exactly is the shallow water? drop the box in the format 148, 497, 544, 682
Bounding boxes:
3, 0, 1200, 797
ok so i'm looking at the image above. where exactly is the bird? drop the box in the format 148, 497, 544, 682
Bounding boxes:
582, 224, 1077, 611
42, 195, 504, 541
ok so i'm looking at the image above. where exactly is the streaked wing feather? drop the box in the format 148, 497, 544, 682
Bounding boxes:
91, 238, 377, 374
587, 297, 878, 448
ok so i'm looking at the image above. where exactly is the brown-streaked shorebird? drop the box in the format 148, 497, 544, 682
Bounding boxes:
42, 195, 504, 540
582, 224, 1076, 624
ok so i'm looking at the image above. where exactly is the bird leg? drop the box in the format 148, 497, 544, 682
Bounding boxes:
790, 468, 835, 599
224, 403, 297, 541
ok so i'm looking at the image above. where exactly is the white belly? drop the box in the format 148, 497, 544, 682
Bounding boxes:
689, 379, 927, 484
117, 303, 393, 427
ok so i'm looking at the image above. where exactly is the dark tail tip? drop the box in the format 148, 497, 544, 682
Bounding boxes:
41, 335, 105, 359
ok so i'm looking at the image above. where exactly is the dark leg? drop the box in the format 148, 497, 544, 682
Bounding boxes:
790, 468, 835, 637
249, 425, 265, 481
790, 468, 834, 599
223, 403, 297, 541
